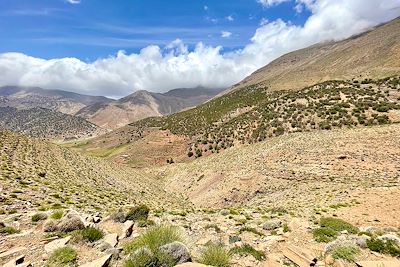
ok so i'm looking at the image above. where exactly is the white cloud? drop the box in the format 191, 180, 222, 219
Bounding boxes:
226, 15, 234, 21
0, 0, 399, 97
66, 0, 81, 4
257, 0, 290, 7
204, 5, 208, 11
221, 31, 232, 38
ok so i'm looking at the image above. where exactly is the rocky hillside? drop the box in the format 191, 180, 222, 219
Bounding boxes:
0, 107, 104, 140
133, 77, 400, 158
0, 86, 112, 115
228, 17, 400, 93
76, 87, 222, 130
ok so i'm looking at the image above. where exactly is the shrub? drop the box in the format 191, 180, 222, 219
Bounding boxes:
313, 227, 338, 243
331, 245, 359, 261
50, 210, 64, 220
137, 219, 156, 228
124, 225, 184, 267
126, 204, 150, 221
320, 217, 358, 234
367, 238, 400, 257
199, 244, 231, 267
0, 226, 20, 235
73, 227, 104, 242
46, 247, 77, 266
238, 227, 263, 236
32, 212, 48, 222
230, 244, 265, 261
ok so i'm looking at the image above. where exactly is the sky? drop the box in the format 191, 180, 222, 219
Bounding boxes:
0, 0, 399, 98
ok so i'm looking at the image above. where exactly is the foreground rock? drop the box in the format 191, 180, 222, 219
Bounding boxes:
79, 254, 112, 267
3, 255, 32, 267
44, 236, 71, 253
159, 241, 191, 264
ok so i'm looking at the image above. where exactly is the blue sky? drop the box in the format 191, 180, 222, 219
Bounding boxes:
0, 0, 398, 97
0, 0, 310, 61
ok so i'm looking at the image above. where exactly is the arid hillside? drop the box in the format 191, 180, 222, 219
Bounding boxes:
228, 17, 400, 93
0, 107, 105, 140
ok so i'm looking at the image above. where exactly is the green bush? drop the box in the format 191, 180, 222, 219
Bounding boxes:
331, 245, 359, 261
230, 244, 265, 261
199, 244, 231, 267
50, 210, 64, 220
126, 204, 150, 221
367, 238, 400, 257
238, 227, 263, 236
46, 246, 77, 267
319, 217, 358, 234
124, 225, 184, 267
73, 227, 104, 242
137, 219, 156, 228
313, 227, 338, 243
32, 212, 48, 222
0, 226, 20, 235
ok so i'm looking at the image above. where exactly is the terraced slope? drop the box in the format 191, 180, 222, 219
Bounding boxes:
0, 107, 104, 140
135, 77, 400, 158
0, 130, 185, 215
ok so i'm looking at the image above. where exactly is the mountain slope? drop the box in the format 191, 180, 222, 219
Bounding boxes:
0, 86, 112, 115
76, 87, 222, 129
0, 107, 104, 140
229, 17, 400, 93
0, 130, 184, 213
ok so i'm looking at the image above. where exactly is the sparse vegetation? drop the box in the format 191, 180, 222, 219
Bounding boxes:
72, 227, 104, 242
46, 246, 77, 267
199, 243, 231, 267
32, 212, 48, 222
331, 245, 360, 261
367, 238, 400, 257
230, 244, 266, 261
126, 204, 150, 221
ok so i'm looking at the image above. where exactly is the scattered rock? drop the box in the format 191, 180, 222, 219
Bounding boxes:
103, 233, 119, 248
79, 254, 112, 267
356, 260, 400, 267
262, 219, 282, 230
174, 263, 212, 267
43, 220, 58, 232
377, 234, 400, 246
229, 235, 241, 244
3, 255, 31, 267
121, 220, 134, 239
110, 210, 126, 223
159, 241, 191, 264
44, 236, 71, 253
0, 247, 27, 260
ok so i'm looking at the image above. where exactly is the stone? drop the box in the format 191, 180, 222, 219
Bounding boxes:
0, 247, 27, 260
93, 216, 101, 223
57, 213, 84, 232
3, 255, 30, 267
43, 220, 58, 232
356, 260, 400, 267
44, 236, 71, 253
79, 254, 112, 267
103, 233, 119, 247
159, 241, 191, 264
121, 220, 134, 239
229, 235, 241, 244
110, 210, 127, 223
262, 219, 282, 230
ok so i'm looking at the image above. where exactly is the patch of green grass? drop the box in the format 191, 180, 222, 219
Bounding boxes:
50, 210, 64, 220
124, 225, 184, 267
137, 219, 156, 228
283, 223, 290, 233
313, 227, 338, 243
230, 244, 266, 261
32, 212, 48, 222
367, 238, 400, 257
331, 245, 359, 261
72, 227, 104, 242
320, 217, 358, 234
0, 226, 20, 235
239, 226, 264, 236
199, 243, 231, 267
126, 204, 150, 221
46, 246, 77, 267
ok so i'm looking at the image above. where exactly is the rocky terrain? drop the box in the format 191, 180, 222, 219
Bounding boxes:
0, 107, 105, 140
76, 87, 222, 130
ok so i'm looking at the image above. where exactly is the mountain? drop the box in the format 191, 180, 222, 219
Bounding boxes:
0, 106, 105, 140
75, 87, 222, 129
0, 86, 112, 115
228, 17, 400, 94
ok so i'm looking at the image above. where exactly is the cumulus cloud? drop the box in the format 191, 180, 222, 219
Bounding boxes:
0, 0, 399, 97
66, 0, 81, 4
226, 15, 234, 21
221, 31, 232, 38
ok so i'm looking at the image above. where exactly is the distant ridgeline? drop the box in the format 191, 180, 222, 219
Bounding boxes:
132, 77, 400, 157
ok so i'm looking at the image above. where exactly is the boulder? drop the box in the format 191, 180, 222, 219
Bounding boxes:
3, 255, 32, 267
159, 241, 191, 264
79, 254, 112, 267
44, 236, 71, 253
103, 233, 119, 248
111, 210, 126, 223
262, 219, 282, 230
121, 220, 134, 239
